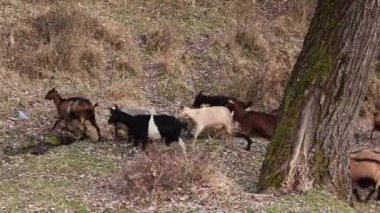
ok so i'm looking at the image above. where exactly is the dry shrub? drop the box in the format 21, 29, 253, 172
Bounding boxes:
360, 55, 380, 116
145, 25, 174, 53
120, 144, 216, 199
5, 6, 141, 79
288, 0, 316, 24
106, 79, 146, 106
143, 24, 183, 74
160, 46, 185, 74
272, 0, 316, 35
233, 0, 270, 61
235, 28, 270, 61
364, 72, 380, 115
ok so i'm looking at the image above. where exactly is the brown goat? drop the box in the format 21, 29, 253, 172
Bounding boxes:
371, 112, 380, 143
349, 149, 380, 201
228, 100, 278, 150
45, 88, 101, 141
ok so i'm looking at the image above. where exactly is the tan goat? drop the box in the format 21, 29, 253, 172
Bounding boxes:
176, 106, 233, 145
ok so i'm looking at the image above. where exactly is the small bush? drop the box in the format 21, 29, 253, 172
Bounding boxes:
120, 144, 216, 199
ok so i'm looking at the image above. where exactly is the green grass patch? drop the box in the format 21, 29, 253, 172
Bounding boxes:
62, 200, 89, 213
0, 143, 119, 211
265, 189, 356, 213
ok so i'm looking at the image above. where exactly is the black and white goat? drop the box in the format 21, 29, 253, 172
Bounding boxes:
107, 105, 188, 156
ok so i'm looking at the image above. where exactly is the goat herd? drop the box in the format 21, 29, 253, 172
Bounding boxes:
44, 88, 380, 202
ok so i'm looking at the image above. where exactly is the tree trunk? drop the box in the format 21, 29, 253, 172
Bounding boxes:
258, 0, 380, 201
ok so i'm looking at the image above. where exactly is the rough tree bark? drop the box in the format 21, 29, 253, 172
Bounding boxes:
258, 0, 380, 201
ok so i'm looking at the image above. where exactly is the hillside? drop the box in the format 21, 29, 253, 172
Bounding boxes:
0, 0, 379, 212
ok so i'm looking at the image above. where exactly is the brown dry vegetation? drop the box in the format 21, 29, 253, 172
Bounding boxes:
119, 145, 217, 199
0, 0, 379, 211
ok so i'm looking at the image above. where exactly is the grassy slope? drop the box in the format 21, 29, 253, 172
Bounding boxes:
0, 142, 121, 212
0, 0, 379, 212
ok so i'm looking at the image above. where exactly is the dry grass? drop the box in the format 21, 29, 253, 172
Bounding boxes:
216, 0, 314, 109
287, 0, 316, 30
145, 25, 174, 53
1, 1, 379, 211
235, 28, 270, 61
4, 4, 141, 79
106, 79, 146, 106
119, 144, 218, 200
364, 73, 380, 114
144, 24, 183, 74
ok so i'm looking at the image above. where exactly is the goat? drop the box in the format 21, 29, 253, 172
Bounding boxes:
176, 106, 233, 145
107, 105, 187, 156
371, 112, 380, 143
349, 149, 380, 201
45, 88, 101, 141
192, 90, 252, 111
227, 100, 277, 151
112, 107, 152, 142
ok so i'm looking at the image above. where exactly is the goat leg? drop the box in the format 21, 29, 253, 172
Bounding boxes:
114, 127, 119, 138
164, 137, 171, 146
141, 139, 149, 151
352, 188, 362, 202
364, 188, 376, 201
234, 132, 253, 151
89, 117, 101, 142
51, 119, 62, 131
79, 124, 88, 141
133, 138, 139, 147
178, 138, 187, 158
377, 188, 380, 201
192, 126, 203, 146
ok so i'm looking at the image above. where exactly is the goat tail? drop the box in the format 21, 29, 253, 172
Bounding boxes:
93, 102, 99, 110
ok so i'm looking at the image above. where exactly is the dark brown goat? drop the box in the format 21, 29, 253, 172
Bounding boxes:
228, 100, 277, 150
192, 90, 252, 111
45, 88, 101, 141
371, 112, 380, 143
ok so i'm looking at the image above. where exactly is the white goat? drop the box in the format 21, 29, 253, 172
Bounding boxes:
176, 106, 233, 145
